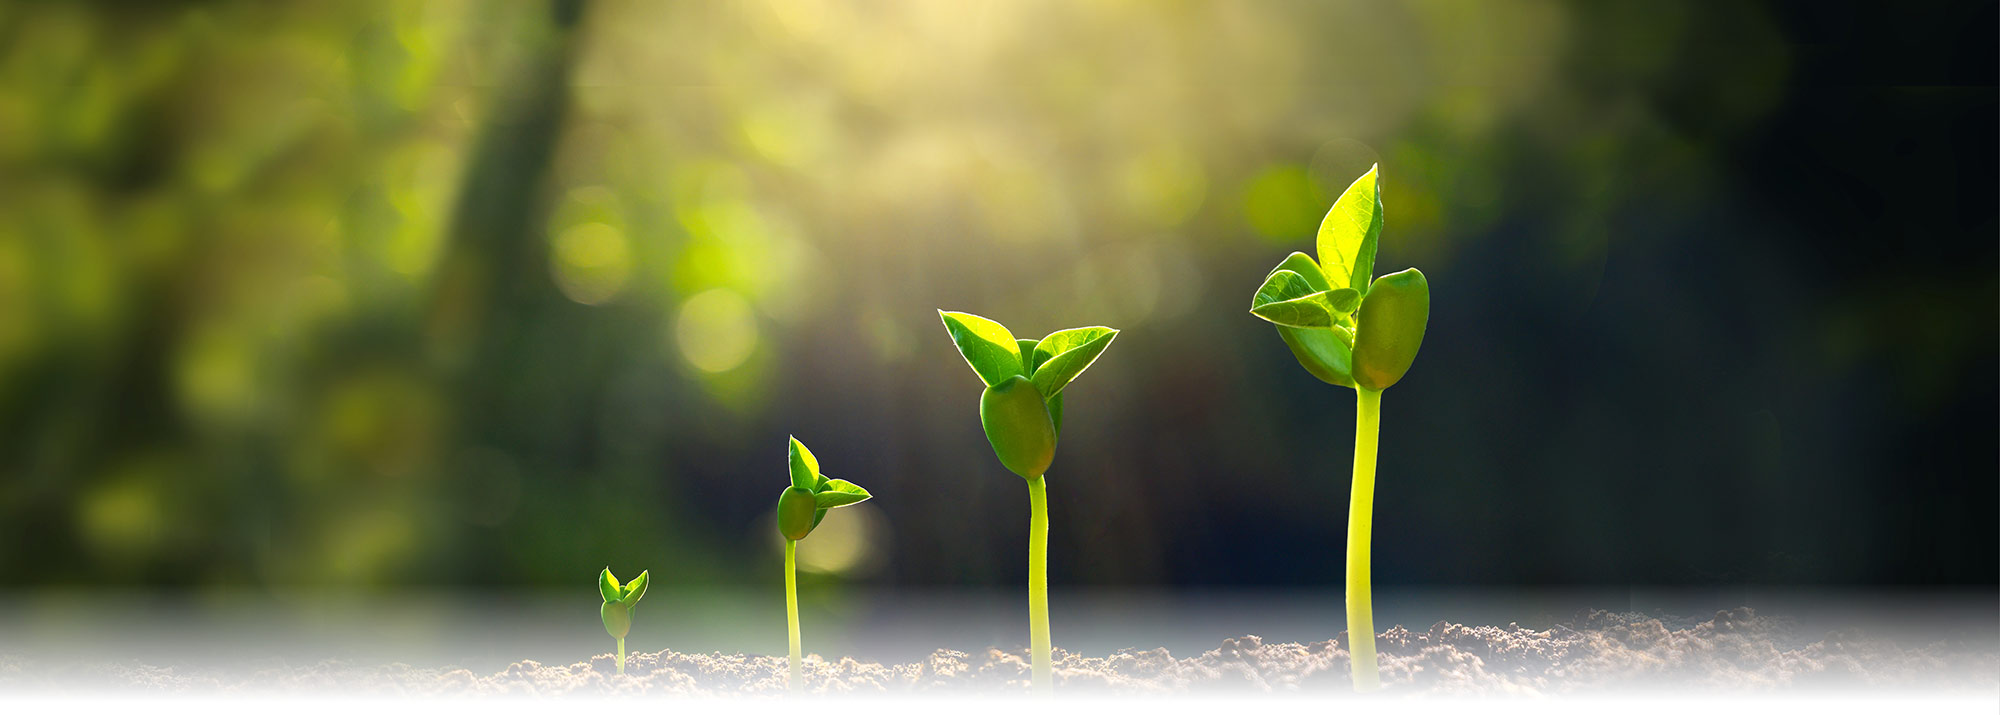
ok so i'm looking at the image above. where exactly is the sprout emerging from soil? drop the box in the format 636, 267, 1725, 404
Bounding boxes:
598, 567, 649, 674
775, 436, 873, 691
938, 311, 1119, 694
1247, 164, 1429, 692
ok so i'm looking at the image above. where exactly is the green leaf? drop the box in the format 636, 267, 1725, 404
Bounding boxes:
1315, 164, 1382, 293
1251, 269, 1315, 309
598, 568, 620, 603
813, 478, 872, 508
1016, 339, 1045, 375
1269, 252, 1331, 292
1324, 287, 1362, 313
811, 507, 827, 531
1030, 327, 1118, 399
787, 436, 819, 490
620, 570, 649, 604
938, 310, 1024, 387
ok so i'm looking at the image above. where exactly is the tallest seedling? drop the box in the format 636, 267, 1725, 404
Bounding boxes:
1247, 165, 1429, 692
938, 311, 1118, 695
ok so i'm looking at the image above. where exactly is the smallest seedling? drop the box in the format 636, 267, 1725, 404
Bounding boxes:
599, 567, 649, 674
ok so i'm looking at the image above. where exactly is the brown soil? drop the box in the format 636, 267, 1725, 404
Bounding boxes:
2, 608, 1992, 695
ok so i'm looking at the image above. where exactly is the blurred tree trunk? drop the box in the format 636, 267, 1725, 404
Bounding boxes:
423, 0, 589, 580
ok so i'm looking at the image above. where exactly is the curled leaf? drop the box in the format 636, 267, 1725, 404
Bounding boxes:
1316, 164, 1382, 293
598, 568, 621, 603
1017, 339, 1044, 375
813, 478, 872, 508
1030, 327, 1117, 399
620, 570, 649, 605
1269, 252, 1331, 292
788, 436, 819, 491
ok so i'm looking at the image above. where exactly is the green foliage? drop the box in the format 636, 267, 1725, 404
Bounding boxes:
940, 311, 1118, 478
773, 436, 871, 542
1248, 165, 1426, 392
813, 479, 872, 508
1316, 164, 1383, 294
1029, 327, 1118, 400
939, 311, 1025, 387
599, 567, 648, 641
1250, 270, 1359, 328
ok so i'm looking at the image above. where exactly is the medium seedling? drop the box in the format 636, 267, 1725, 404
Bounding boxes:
1247, 164, 1429, 692
775, 436, 873, 691
937, 310, 1118, 694
598, 567, 649, 674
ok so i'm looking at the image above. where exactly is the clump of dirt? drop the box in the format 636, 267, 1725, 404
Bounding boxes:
2, 608, 1991, 695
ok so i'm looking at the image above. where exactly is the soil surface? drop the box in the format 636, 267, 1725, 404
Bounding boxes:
2, 608, 1992, 695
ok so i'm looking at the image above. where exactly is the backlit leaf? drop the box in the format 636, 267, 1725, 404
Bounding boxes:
598, 568, 620, 603
1269, 252, 1331, 293
813, 478, 872, 508
788, 436, 819, 490
1030, 327, 1117, 399
1315, 164, 1382, 293
620, 570, 649, 604
939, 310, 1024, 387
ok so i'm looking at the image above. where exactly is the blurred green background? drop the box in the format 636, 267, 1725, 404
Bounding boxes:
0, 0, 1993, 594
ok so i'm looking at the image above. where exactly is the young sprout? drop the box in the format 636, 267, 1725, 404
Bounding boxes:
1247, 165, 1429, 692
598, 567, 649, 674
937, 311, 1119, 694
775, 436, 872, 691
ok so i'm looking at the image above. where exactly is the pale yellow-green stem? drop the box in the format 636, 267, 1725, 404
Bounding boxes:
616, 637, 625, 674
1026, 474, 1052, 694
1347, 387, 1382, 691
785, 539, 801, 691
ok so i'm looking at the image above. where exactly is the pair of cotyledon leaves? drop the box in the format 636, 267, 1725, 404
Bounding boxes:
599, 567, 648, 640
775, 436, 872, 542
1249, 165, 1429, 391
939, 311, 1118, 479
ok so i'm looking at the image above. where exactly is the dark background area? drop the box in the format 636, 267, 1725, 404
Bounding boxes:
0, 0, 1992, 593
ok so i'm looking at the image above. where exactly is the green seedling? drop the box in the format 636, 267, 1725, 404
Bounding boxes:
775, 436, 872, 691
937, 310, 1118, 694
1247, 164, 1429, 692
598, 567, 649, 674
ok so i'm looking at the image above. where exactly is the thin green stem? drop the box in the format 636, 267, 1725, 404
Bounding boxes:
785, 539, 802, 691
1026, 474, 1052, 694
1347, 387, 1382, 692
616, 637, 625, 674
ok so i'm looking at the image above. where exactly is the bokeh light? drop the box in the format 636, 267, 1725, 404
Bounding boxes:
675, 288, 759, 374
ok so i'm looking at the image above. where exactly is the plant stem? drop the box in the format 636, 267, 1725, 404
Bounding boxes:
1347, 387, 1382, 692
616, 637, 625, 674
1026, 474, 1052, 694
785, 538, 801, 691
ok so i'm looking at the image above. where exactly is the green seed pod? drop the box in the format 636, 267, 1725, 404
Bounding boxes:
979, 375, 1057, 479
1351, 267, 1430, 391
601, 600, 631, 640
777, 486, 817, 541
